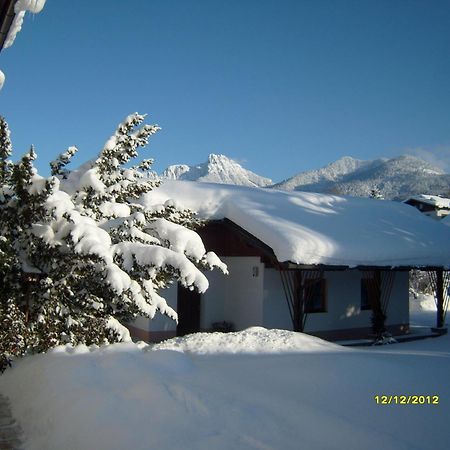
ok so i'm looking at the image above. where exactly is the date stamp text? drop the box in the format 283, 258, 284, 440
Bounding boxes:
374, 395, 439, 405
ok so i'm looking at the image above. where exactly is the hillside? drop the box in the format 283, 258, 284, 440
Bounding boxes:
273, 155, 450, 200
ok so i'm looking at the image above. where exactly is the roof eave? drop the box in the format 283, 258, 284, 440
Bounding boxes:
205, 219, 450, 272
0, 0, 17, 52
280, 262, 448, 271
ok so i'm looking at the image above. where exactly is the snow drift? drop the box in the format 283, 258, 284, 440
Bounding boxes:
153, 326, 346, 354
1, 327, 449, 450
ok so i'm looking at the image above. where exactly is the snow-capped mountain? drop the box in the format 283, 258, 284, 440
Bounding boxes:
273, 155, 450, 200
271, 156, 375, 191
161, 154, 449, 200
161, 154, 272, 187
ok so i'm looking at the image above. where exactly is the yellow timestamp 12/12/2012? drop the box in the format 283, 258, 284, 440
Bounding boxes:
374, 395, 439, 405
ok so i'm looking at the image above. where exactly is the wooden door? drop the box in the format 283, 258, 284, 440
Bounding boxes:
176, 284, 201, 336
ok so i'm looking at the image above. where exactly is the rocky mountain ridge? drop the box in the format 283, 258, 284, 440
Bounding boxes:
161, 154, 272, 188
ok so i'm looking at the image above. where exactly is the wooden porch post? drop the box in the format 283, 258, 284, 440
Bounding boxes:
292, 280, 303, 333
436, 269, 444, 329
371, 270, 386, 336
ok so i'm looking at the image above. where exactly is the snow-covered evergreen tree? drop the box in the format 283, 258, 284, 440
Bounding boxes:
0, 116, 28, 371
0, 113, 227, 371
369, 187, 384, 200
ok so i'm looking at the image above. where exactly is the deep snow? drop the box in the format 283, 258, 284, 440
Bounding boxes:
143, 180, 450, 267
1, 305, 449, 450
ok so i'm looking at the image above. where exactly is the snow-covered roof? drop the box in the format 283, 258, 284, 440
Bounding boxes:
143, 181, 450, 268
404, 194, 450, 209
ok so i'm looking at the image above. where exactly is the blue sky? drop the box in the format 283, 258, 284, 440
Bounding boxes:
1, 0, 449, 181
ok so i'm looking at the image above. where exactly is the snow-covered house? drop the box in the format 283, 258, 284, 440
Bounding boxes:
404, 194, 450, 220
129, 181, 450, 342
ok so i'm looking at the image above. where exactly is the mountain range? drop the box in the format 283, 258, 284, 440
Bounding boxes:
160, 154, 450, 200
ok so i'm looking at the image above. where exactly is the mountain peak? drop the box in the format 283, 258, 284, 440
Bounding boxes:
161, 154, 272, 187
207, 153, 229, 163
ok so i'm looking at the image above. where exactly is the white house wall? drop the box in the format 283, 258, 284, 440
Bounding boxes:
202, 257, 264, 331
129, 261, 409, 340
129, 257, 266, 338
384, 270, 409, 326
149, 282, 178, 333
200, 268, 226, 327
263, 269, 409, 333
305, 270, 367, 332
129, 283, 178, 338
263, 268, 292, 329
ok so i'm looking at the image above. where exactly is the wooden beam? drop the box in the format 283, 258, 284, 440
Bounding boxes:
363, 269, 386, 336
436, 269, 444, 329
292, 274, 303, 333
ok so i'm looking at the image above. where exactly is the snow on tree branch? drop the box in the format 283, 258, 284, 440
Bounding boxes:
50, 146, 78, 178
1, 113, 226, 371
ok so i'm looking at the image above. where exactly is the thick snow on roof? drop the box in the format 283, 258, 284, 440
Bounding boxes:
143, 181, 450, 268
405, 194, 450, 209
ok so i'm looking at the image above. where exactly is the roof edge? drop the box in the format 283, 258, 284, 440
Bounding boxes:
0, 0, 17, 52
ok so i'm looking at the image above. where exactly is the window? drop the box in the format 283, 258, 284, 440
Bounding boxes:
360, 279, 372, 310
361, 272, 380, 311
304, 278, 327, 313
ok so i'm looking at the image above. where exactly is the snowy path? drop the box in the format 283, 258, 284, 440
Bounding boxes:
0, 395, 23, 450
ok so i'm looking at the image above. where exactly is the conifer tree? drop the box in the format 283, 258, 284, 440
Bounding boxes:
54, 113, 226, 324
0, 113, 226, 371
0, 117, 27, 371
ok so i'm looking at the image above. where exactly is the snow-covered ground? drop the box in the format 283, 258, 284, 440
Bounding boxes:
1, 299, 449, 450
409, 292, 442, 331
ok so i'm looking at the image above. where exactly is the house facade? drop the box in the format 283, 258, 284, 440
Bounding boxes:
129, 221, 410, 342
129, 181, 450, 343
404, 195, 450, 220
